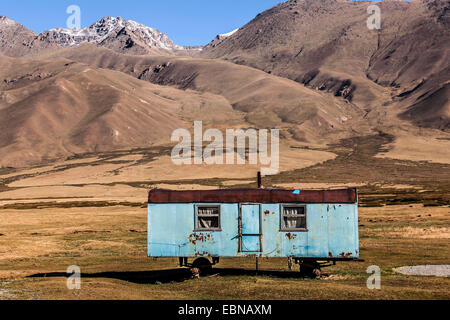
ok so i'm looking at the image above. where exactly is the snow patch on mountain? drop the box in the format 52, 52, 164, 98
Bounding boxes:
219, 28, 239, 38
205, 28, 240, 49
40, 16, 182, 51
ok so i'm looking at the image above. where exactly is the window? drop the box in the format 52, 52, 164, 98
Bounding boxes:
195, 205, 221, 231
280, 205, 307, 231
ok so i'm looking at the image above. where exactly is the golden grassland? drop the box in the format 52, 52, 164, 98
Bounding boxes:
0, 204, 448, 300
0, 134, 449, 300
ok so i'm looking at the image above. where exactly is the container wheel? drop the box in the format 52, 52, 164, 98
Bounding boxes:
299, 261, 322, 278
191, 257, 213, 275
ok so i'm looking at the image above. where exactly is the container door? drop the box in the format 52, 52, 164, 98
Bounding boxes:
239, 204, 262, 252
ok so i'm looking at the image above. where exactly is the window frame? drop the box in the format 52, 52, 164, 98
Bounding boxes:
194, 204, 222, 232
280, 204, 308, 232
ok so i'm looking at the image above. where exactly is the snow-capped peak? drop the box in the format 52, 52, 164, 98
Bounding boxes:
40, 16, 182, 51
127, 19, 155, 33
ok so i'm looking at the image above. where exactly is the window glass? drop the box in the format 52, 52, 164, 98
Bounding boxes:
196, 205, 221, 231
281, 205, 307, 230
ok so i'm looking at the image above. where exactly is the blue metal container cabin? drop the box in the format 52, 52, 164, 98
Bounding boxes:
148, 188, 359, 272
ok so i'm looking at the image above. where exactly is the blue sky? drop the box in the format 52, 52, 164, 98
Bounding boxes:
1, 0, 286, 46
1, 0, 397, 46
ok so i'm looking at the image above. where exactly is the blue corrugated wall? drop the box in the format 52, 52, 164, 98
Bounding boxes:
148, 203, 359, 259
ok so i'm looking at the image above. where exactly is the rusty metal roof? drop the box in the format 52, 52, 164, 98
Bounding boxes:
148, 188, 357, 204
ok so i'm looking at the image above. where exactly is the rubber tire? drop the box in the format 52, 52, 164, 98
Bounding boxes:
192, 257, 213, 275
299, 262, 321, 278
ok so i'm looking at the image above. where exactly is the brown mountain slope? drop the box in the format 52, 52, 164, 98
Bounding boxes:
0, 16, 57, 57
398, 81, 449, 130
201, 0, 450, 130
0, 56, 234, 167
39, 44, 366, 144
0, 16, 36, 56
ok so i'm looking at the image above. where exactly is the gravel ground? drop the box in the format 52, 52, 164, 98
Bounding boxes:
395, 265, 450, 277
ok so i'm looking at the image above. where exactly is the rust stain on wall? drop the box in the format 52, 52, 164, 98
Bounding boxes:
188, 233, 212, 245
340, 252, 353, 258
285, 233, 297, 240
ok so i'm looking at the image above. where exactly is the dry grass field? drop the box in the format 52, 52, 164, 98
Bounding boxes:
0, 143, 449, 300
0, 204, 449, 300
0, 127, 448, 301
